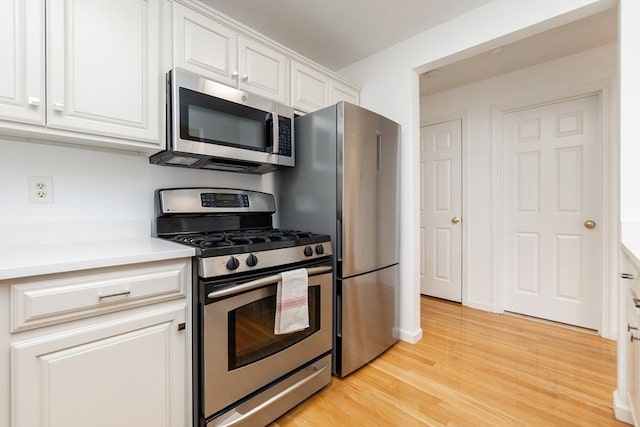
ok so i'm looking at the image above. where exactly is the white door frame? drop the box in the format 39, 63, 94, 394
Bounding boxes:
491, 80, 617, 339
420, 111, 469, 306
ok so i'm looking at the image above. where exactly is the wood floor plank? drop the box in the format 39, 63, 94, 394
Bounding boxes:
271, 297, 626, 426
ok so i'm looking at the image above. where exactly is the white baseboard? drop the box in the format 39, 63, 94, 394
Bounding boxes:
614, 390, 635, 425
396, 327, 422, 344
465, 299, 494, 313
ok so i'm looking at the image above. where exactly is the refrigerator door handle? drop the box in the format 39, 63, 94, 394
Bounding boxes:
376, 132, 382, 170
336, 218, 342, 262
336, 292, 342, 337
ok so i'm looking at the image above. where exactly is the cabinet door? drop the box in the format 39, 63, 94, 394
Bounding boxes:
0, 0, 44, 125
11, 303, 187, 427
173, 3, 238, 86
238, 36, 288, 104
46, 0, 161, 144
291, 61, 330, 113
330, 79, 360, 106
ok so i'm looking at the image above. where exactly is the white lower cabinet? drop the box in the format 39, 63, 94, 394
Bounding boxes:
4, 258, 191, 427
621, 249, 640, 425
12, 304, 186, 427
628, 292, 640, 424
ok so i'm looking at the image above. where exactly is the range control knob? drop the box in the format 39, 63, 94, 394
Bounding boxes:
303, 246, 314, 257
226, 256, 240, 270
246, 254, 258, 267
315, 244, 325, 255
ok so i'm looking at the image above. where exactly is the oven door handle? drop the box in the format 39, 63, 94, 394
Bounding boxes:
207, 266, 332, 299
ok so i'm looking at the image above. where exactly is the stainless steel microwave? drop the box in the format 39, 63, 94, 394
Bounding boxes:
150, 68, 294, 174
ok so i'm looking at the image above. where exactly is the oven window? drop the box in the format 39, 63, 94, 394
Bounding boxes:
228, 286, 321, 370
179, 88, 270, 151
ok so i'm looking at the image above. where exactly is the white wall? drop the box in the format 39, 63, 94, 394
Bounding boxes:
619, 0, 640, 222
0, 137, 263, 234
338, 0, 615, 342
420, 43, 618, 316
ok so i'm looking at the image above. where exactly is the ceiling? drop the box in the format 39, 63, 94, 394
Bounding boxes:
201, 1, 617, 97
420, 7, 618, 96
202, 0, 491, 71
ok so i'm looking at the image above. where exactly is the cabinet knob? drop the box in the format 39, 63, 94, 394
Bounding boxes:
242, 74, 249, 82
28, 96, 40, 106
52, 102, 64, 111
231, 71, 238, 78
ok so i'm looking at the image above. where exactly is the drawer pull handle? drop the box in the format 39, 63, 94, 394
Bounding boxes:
634, 298, 640, 308
621, 273, 636, 280
99, 290, 131, 300
629, 324, 638, 332
632, 334, 640, 343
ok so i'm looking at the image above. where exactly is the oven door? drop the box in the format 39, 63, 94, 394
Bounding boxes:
202, 267, 332, 418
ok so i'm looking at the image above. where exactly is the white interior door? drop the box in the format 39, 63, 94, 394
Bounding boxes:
503, 95, 601, 330
420, 120, 462, 302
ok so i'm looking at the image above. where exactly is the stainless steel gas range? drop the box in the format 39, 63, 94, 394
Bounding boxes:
154, 188, 333, 427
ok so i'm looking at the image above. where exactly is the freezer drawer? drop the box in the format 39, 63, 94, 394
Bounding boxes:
336, 264, 398, 377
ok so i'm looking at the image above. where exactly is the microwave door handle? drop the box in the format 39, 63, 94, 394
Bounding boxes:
271, 112, 280, 154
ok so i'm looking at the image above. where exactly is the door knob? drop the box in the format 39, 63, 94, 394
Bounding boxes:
451, 216, 460, 224
584, 220, 596, 229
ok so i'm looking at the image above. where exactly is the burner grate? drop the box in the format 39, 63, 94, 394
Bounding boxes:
171, 229, 320, 250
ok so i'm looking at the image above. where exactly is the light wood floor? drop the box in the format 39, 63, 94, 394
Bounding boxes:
272, 296, 626, 426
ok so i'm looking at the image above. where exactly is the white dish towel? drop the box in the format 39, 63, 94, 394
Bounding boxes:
274, 268, 309, 334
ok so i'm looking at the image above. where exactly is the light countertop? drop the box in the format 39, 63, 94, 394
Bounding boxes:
0, 237, 194, 280
0, 220, 195, 280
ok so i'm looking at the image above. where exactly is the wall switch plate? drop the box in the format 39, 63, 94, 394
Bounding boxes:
28, 176, 54, 204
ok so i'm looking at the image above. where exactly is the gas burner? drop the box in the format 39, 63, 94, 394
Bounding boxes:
170, 229, 325, 252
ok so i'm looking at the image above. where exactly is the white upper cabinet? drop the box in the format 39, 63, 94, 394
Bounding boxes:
292, 60, 360, 113
0, 0, 45, 125
0, 0, 358, 151
0, 0, 163, 152
291, 61, 330, 113
238, 36, 288, 103
173, 3, 289, 104
47, 0, 161, 144
174, 3, 238, 86
330, 79, 360, 106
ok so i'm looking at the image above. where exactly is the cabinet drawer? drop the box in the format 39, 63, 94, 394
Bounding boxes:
10, 259, 190, 332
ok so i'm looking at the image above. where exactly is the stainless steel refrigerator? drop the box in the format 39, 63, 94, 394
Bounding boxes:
275, 102, 400, 377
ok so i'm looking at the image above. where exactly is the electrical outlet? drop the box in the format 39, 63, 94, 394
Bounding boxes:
28, 176, 54, 204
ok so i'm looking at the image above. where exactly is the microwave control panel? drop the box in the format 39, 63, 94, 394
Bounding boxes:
278, 117, 292, 157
